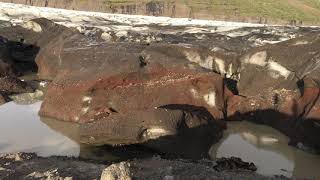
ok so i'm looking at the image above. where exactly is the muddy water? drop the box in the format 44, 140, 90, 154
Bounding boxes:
1, 102, 320, 178
210, 121, 320, 179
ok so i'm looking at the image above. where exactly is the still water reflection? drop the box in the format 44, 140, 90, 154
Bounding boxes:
0, 101, 155, 161
1, 102, 320, 179
0, 102, 79, 157
210, 121, 320, 179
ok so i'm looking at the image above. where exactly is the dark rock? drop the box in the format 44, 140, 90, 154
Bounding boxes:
214, 157, 257, 172
0, 76, 34, 94
0, 93, 10, 105
0, 38, 17, 77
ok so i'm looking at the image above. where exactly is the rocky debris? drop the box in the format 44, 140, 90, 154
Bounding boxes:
0, 153, 106, 180
128, 156, 287, 180
0, 153, 288, 180
9, 89, 43, 105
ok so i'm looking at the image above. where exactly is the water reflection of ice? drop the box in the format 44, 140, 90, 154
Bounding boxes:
0, 101, 79, 157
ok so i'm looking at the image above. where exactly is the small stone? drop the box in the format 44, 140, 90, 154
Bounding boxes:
100, 162, 131, 180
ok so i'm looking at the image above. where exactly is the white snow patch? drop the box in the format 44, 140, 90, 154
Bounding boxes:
293, 41, 309, 45
203, 91, 216, 107
39, 81, 48, 87
243, 51, 292, 79
226, 31, 251, 37
0, 13, 10, 21
244, 51, 268, 66
211, 47, 224, 52
0, 2, 268, 34
189, 88, 199, 98
20, 21, 42, 32
101, 32, 112, 41
214, 58, 226, 75
184, 27, 210, 33
202, 56, 214, 70
82, 96, 92, 103
184, 51, 202, 64
184, 51, 214, 70
227, 63, 234, 78
81, 107, 89, 115
115, 30, 128, 38
267, 61, 291, 79
143, 127, 173, 139
253, 39, 283, 46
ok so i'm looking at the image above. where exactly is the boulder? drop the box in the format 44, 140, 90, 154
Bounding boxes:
37, 35, 231, 123
227, 33, 320, 152
36, 34, 229, 146
238, 33, 320, 96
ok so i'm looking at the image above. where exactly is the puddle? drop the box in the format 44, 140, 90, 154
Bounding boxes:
210, 121, 320, 179
0, 101, 79, 157
1, 101, 320, 179
0, 101, 155, 161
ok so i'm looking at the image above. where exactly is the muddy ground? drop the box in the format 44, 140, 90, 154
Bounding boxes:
0, 152, 290, 180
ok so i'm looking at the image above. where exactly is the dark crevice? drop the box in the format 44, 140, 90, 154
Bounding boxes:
297, 78, 304, 96
2, 36, 40, 75
224, 78, 239, 95
138, 55, 147, 68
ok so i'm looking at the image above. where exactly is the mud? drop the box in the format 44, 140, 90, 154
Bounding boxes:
0, 152, 288, 180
